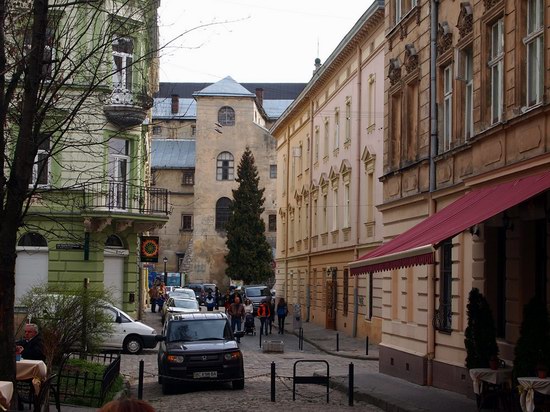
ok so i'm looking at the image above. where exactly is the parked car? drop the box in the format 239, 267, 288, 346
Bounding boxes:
243, 285, 271, 314
161, 297, 201, 324
203, 283, 217, 294
169, 288, 196, 300
101, 304, 158, 354
185, 283, 207, 305
157, 312, 245, 394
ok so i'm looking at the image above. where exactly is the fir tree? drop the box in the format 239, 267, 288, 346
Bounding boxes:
225, 147, 274, 284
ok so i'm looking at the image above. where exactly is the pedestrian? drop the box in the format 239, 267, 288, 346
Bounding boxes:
243, 298, 254, 315
257, 299, 271, 335
15, 323, 45, 361
228, 296, 245, 342
205, 291, 216, 311
157, 282, 167, 311
148, 284, 160, 313
267, 296, 275, 334
98, 397, 156, 412
215, 287, 221, 310
224, 290, 232, 313
276, 298, 288, 334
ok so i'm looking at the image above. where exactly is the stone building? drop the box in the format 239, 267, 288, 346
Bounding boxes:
271, 1, 386, 342
152, 80, 305, 287
351, 0, 550, 396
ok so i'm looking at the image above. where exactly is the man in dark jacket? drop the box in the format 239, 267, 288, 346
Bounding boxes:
16, 323, 45, 361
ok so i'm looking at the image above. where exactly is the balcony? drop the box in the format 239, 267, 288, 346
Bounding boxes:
80, 182, 169, 216
103, 88, 154, 128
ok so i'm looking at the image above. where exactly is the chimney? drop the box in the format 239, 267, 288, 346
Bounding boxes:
255, 88, 264, 107
171, 94, 179, 114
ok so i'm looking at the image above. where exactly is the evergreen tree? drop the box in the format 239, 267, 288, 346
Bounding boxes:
225, 147, 273, 284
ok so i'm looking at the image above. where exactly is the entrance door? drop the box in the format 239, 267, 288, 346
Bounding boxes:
325, 279, 336, 330
15, 247, 49, 304
104, 251, 127, 307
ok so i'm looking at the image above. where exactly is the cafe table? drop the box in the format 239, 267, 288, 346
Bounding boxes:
469, 367, 513, 411
0, 381, 13, 411
16, 359, 47, 395
518, 377, 550, 412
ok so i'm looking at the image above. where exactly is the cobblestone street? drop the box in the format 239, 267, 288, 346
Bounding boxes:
119, 310, 382, 411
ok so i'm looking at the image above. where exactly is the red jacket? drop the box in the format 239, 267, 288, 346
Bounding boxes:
257, 302, 271, 318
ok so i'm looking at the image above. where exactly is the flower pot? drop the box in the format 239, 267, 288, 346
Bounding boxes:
489, 358, 499, 370
538, 369, 547, 379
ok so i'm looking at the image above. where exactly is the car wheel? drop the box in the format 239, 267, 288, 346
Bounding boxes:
162, 378, 174, 395
123, 335, 143, 354
232, 379, 244, 390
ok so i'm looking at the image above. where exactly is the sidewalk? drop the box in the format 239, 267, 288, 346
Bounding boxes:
287, 320, 477, 412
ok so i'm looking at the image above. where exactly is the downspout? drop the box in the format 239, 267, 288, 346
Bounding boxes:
306, 99, 314, 323
353, 43, 363, 338
284, 123, 291, 304
427, 0, 439, 387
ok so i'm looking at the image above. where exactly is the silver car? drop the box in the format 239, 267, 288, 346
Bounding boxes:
161, 297, 201, 324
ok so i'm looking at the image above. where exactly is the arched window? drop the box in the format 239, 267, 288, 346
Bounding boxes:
215, 197, 232, 230
218, 106, 235, 126
105, 234, 124, 248
216, 152, 234, 180
18, 232, 47, 247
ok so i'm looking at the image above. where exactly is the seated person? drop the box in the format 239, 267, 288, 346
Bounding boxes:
16, 323, 45, 361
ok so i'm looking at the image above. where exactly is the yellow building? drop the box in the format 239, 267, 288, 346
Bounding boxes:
351, 0, 550, 396
271, 1, 386, 341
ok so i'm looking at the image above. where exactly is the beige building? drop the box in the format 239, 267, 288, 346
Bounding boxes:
350, 0, 550, 396
152, 80, 305, 287
271, 1, 386, 342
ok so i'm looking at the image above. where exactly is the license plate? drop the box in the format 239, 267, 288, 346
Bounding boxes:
193, 371, 217, 379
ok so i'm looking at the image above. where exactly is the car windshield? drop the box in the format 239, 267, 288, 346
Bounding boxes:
171, 299, 198, 309
167, 319, 231, 342
245, 287, 270, 297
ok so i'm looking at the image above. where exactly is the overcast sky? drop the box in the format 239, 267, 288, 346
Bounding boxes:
158, 1, 375, 84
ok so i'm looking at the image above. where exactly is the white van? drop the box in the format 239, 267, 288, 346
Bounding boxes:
101, 304, 157, 354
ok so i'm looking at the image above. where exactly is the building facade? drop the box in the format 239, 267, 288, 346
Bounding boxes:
152, 80, 306, 287
271, 1, 386, 341
14, 0, 168, 314
350, 0, 550, 396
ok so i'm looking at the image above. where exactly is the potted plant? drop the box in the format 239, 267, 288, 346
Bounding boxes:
513, 297, 550, 381
464, 288, 499, 369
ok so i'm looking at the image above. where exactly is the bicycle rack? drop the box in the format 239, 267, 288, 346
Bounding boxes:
292, 359, 330, 403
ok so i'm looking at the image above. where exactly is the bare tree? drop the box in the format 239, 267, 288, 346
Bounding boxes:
0, 0, 162, 382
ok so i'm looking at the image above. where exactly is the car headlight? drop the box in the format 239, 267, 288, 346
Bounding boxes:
224, 351, 242, 361
167, 355, 184, 363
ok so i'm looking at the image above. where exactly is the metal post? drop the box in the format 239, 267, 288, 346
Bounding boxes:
271, 362, 276, 402
336, 333, 340, 352
348, 362, 354, 406
163, 257, 168, 285
138, 360, 144, 400
259, 325, 262, 348
366, 336, 369, 356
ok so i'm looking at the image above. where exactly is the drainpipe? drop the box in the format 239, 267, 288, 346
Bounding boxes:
284, 123, 291, 304
427, 0, 439, 387
353, 43, 363, 338
306, 99, 315, 323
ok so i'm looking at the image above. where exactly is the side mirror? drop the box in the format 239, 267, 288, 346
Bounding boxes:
115, 312, 122, 323
155, 334, 166, 342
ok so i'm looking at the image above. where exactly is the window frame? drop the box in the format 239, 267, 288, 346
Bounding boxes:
31, 134, 51, 187
181, 214, 193, 231
215, 197, 232, 231
218, 106, 235, 126
269, 164, 277, 179
442, 64, 453, 151
182, 170, 195, 185
525, 0, 544, 107
268, 214, 277, 232
488, 18, 504, 125
112, 36, 133, 92
216, 152, 234, 181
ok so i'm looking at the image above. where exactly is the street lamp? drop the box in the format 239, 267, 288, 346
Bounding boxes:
163, 257, 168, 285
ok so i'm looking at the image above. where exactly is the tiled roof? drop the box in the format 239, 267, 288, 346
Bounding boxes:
151, 139, 195, 169
193, 76, 255, 97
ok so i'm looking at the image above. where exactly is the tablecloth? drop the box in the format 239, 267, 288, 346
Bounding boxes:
518, 377, 550, 412
469, 367, 513, 394
0, 381, 13, 411
16, 359, 47, 395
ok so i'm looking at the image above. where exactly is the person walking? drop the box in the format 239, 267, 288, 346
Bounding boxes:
267, 296, 275, 334
148, 284, 160, 313
214, 287, 221, 310
228, 296, 245, 342
243, 298, 254, 315
257, 299, 271, 335
276, 298, 288, 334
205, 291, 216, 311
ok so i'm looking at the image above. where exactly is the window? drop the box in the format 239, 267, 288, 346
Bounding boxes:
462, 47, 474, 139
314, 126, 320, 162
31, 134, 50, 187
368, 75, 376, 129
442, 65, 453, 151
489, 18, 504, 124
525, 0, 544, 107
216, 152, 234, 180
322, 193, 328, 233
18, 232, 47, 247
218, 106, 235, 126
334, 109, 340, 150
437, 238, 453, 332
312, 198, 318, 235
343, 183, 350, 228
191, 125, 196, 136
394, 0, 416, 25
268, 214, 277, 231
112, 37, 133, 91
345, 98, 351, 142
270, 164, 277, 179
105, 235, 124, 248
181, 214, 193, 231
152, 125, 161, 135
182, 170, 195, 185
332, 188, 338, 231
108, 138, 129, 209
323, 118, 329, 157
215, 197, 232, 230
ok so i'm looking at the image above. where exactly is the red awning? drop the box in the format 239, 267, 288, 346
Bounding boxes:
350, 170, 550, 275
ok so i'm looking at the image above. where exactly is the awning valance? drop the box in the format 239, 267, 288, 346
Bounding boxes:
350, 170, 550, 275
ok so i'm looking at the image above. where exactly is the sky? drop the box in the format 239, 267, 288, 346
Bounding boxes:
157, 1, 376, 84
